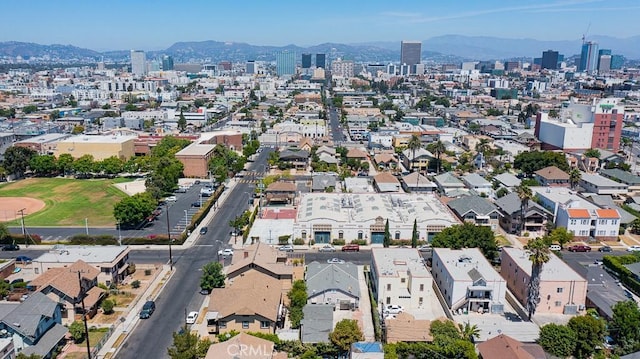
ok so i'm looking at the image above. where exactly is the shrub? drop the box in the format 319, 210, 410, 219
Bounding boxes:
131, 280, 141, 289
128, 263, 136, 275
293, 238, 305, 245
101, 299, 115, 314
351, 239, 367, 245
523, 232, 530, 237
144, 269, 152, 276
332, 239, 346, 246
69, 321, 85, 342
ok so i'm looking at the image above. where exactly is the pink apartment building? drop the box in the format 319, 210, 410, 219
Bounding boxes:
500, 247, 587, 315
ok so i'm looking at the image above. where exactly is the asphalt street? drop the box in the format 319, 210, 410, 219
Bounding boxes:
304, 250, 372, 265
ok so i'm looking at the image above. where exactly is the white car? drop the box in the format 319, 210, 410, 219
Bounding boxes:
165, 195, 177, 202
627, 245, 640, 252
218, 248, 234, 257
279, 245, 294, 252
186, 311, 198, 324
384, 305, 404, 315
418, 245, 432, 252
327, 258, 345, 264
549, 244, 561, 251
319, 245, 336, 252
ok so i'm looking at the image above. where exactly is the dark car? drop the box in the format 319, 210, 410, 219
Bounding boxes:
191, 201, 201, 208
139, 300, 156, 319
568, 245, 592, 252
1, 244, 20, 251
342, 244, 360, 252
199, 227, 208, 235
599, 246, 612, 252
15, 256, 32, 263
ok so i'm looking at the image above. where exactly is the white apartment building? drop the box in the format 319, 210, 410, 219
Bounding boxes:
370, 248, 433, 311
431, 248, 507, 315
556, 205, 620, 241
130, 50, 147, 77
331, 59, 355, 78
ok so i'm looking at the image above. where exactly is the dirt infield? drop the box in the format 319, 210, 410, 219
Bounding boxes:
0, 197, 46, 222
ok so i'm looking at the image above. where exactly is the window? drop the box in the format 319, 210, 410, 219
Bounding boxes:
611, 231, 618, 236
570, 219, 577, 225
386, 297, 391, 305
260, 321, 270, 329
387, 284, 391, 291
242, 321, 249, 329
301, 231, 307, 239
358, 231, 363, 240
338, 231, 344, 240
419, 297, 423, 306
555, 301, 562, 307
597, 230, 606, 236
581, 219, 588, 225
557, 288, 563, 293
420, 284, 424, 291
219, 321, 226, 329
401, 278, 406, 283
612, 219, 618, 225
395, 231, 400, 240
599, 219, 607, 225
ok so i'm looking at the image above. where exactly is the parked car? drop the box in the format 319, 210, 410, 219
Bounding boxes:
191, 201, 201, 208
218, 248, 234, 257
186, 311, 198, 324
341, 244, 360, 252
327, 258, 345, 264
165, 195, 177, 202
230, 229, 243, 237
279, 245, 294, 252
627, 245, 640, 252
139, 301, 156, 319
549, 244, 561, 251
319, 245, 336, 252
15, 256, 32, 263
384, 305, 404, 315
1, 244, 19, 251
568, 245, 591, 252
418, 245, 432, 252
599, 246, 613, 252
199, 227, 208, 235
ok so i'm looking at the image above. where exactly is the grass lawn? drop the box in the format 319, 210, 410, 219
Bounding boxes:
75, 327, 110, 347
0, 177, 130, 227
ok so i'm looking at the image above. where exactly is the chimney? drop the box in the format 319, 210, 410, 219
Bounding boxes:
244, 251, 249, 259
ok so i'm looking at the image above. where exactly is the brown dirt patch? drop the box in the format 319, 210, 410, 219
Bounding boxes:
0, 197, 46, 221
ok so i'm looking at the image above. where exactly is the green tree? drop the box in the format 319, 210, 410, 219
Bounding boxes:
69, 320, 86, 342
631, 218, 640, 235
429, 320, 478, 359
99, 156, 124, 175
383, 219, 391, 248
329, 319, 364, 353
514, 151, 570, 175
22, 105, 38, 114
29, 155, 57, 176
515, 183, 533, 235
178, 110, 187, 132
101, 299, 115, 314
611, 300, 640, 354
569, 168, 581, 189
524, 237, 550, 320
200, 262, 226, 292
548, 109, 559, 118
113, 192, 157, 227
538, 323, 577, 357
287, 280, 307, 328
431, 140, 446, 174
547, 227, 573, 249
458, 322, 480, 342
496, 187, 509, 198
584, 149, 601, 159
567, 315, 605, 359
72, 154, 96, 177
16, 353, 42, 359
2, 146, 36, 178
167, 327, 211, 359
407, 135, 422, 173
72, 125, 85, 134
431, 223, 498, 261
56, 153, 74, 176
0, 223, 10, 241
411, 219, 418, 248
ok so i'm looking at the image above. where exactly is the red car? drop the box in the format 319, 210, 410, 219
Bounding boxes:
568, 245, 591, 252
341, 244, 360, 252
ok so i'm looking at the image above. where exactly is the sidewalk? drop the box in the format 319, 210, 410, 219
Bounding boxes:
96, 264, 174, 358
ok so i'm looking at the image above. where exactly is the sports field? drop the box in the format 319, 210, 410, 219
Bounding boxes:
0, 177, 131, 227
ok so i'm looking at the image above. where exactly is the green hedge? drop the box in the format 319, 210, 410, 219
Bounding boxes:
1, 233, 43, 245
603, 254, 640, 295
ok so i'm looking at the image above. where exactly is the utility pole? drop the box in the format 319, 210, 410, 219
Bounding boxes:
75, 270, 92, 359
17, 208, 26, 247
85, 218, 89, 235
117, 220, 122, 246
166, 205, 173, 270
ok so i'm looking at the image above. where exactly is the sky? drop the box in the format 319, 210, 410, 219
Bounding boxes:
1, 0, 639, 51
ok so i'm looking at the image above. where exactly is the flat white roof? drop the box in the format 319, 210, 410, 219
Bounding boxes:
57, 134, 137, 144
175, 143, 215, 156
15, 133, 70, 144
531, 187, 599, 210
433, 248, 503, 282
35, 246, 129, 264
372, 248, 431, 278
580, 172, 628, 188
502, 247, 585, 282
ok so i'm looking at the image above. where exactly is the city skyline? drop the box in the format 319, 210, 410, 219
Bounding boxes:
1, 0, 639, 51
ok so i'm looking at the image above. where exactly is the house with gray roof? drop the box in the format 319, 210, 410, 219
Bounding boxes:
433, 172, 466, 195
306, 261, 360, 308
494, 192, 551, 235
447, 195, 501, 230
600, 168, 640, 192
462, 173, 492, 197
0, 292, 67, 358
493, 173, 521, 190
312, 173, 337, 192
579, 172, 628, 196
301, 304, 334, 344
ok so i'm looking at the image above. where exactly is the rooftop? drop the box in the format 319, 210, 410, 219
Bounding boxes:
57, 134, 137, 144
432, 248, 503, 282
501, 247, 586, 282
580, 172, 629, 188
36, 246, 129, 264
534, 166, 569, 180
175, 143, 215, 156
371, 248, 431, 278
600, 168, 640, 185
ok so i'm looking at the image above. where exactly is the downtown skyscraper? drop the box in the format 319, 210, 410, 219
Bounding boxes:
579, 41, 599, 73
130, 50, 147, 77
400, 41, 422, 74
276, 50, 296, 76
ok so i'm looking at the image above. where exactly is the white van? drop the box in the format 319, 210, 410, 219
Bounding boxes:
549, 244, 561, 251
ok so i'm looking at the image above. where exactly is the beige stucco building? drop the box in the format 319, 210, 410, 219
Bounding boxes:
53, 134, 137, 160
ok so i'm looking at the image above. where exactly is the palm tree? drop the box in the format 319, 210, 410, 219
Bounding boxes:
458, 321, 481, 342
475, 138, 491, 158
432, 140, 446, 174
622, 137, 632, 161
515, 183, 533, 235
407, 134, 422, 173
569, 169, 581, 189
524, 237, 551, 321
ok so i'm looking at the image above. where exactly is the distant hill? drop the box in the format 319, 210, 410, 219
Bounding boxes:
0, 34, 638, 63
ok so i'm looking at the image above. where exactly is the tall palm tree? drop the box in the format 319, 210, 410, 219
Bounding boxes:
524, 237, 551, 321
432, 140, 447, 174
515, 183, 533, 235
407, 134, 422, 173
569, 169, 581, 189
458, 321, 481, 342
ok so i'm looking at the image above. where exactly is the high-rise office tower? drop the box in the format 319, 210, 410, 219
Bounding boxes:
597, 49, 611, 70
400, 41, 421, 73
541, 50, 559, 70
579, 41, 599, 73
611, 55, 624, 70
315, 53, 326, 69
276, 50, 296, 76
301, 53, 312, 69
598, 55, 611, 72
161, 55, 174, 71
246, 60, 256, 74
130, 50, 147, 77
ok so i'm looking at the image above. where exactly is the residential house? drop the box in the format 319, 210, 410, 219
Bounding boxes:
317, 152, 339, 165
264, 181, 297, 205
316, 145, 336, 157
501, 247, 587, 315
373, 153, 397, 170
600, 168, 640, 192
533, 166, 570, 187
346, 148, 368, 161
384, 313, 434, 344
431, 248, 507, 314
206, 270, 284, 334
462, 173, 492, 197
0, 292, 67, 358
225, 242, 294, 295
401, 172, 437, 193
28, 260, 105, 324
279, 149, 309, 169
433, 172, 466, 195
204, 333, 287, 359
311, 173, 337, 192
299, 137, 313, 152
556, 205, 621, 241
447, 195, 501, 230
494, 192, 551, 235
493, 173, 521, 191
370, 248, 433, 311
579, 172, 629, 196
477, 334, 547, 359
306, 261, 359, 309
300, 304, 334, 344
402, 148, 433, 173
373, 172, 402, 193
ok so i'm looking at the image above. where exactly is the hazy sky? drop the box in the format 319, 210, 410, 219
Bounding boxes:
2, 0, 639, 50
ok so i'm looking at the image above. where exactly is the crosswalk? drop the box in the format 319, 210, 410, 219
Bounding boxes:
235, 171, 265, 184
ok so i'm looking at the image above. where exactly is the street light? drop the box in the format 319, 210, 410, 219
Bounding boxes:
73, 270, 92, 359
17, 208, 27, 247
117, 220, 122, 246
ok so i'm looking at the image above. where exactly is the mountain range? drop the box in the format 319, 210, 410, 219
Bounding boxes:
1, 34, 639, 63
